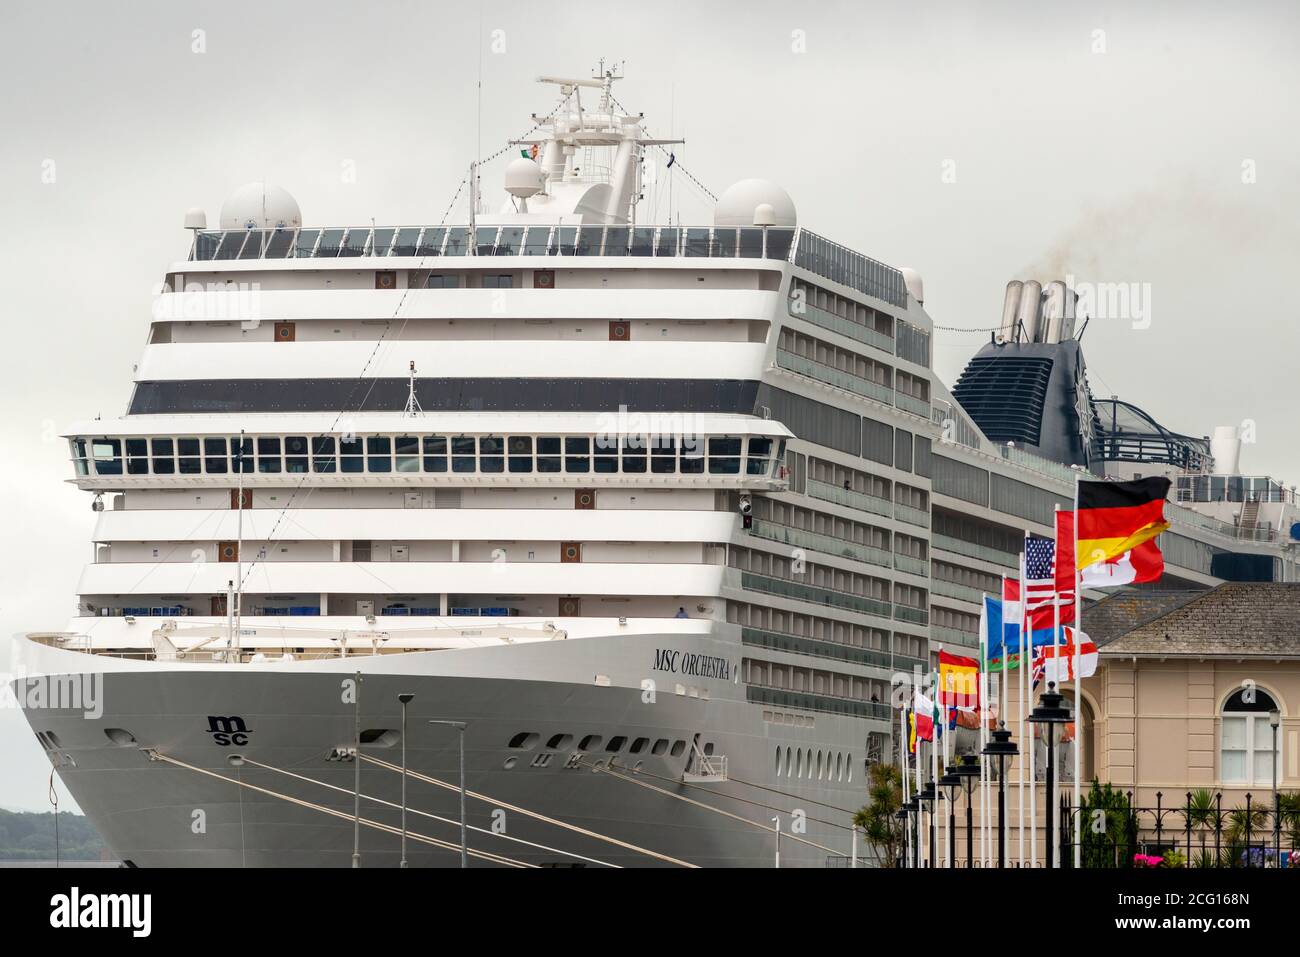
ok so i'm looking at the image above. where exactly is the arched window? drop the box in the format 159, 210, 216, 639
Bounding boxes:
1221, 688, 1280, 786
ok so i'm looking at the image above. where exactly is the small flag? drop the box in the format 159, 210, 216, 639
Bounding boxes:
1076, 476, 1171, 570
1054, 509, 1077, 613
1026, 533, 1074, 629
1033, 628, 1098, 683
938, 650, 980, 711
1081, 538, 1165, 588
913, 690, 936, 743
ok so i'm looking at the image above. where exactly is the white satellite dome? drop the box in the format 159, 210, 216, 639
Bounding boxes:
900, 267, 924, 305
219, 182, 302, 230
713, 178, 797, 228
504, 157, 545, 199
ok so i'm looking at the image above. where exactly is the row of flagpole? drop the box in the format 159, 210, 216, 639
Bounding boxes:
898, 492, 1095, 869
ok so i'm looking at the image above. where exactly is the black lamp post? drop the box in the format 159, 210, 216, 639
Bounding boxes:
982, 722, 1020, 869
918, 781, 938, 868
1028, 682, 1072, 868
953, 754, 982, 868
903, 798, 920, 869
938, 771, 961, 868
894, 806, 910, 869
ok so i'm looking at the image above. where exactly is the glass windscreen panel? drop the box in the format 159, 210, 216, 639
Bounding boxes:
552, 227, 577, 256
603, 227, 629, 256
523, 227, 551, 255
738, 228, 764, 258
338, 228, 371, 257
574, 227, 603, 256
656, 228, 680, 257
294, 229, 321, 257
316, 228, 345, 257
684, 228, 712, 257
237, 231, 268, 259
765, 227, 795, 260
370, 228, 395, 256
416, 227, 445, 256
712, 228, 737, 257
392, 227, 421, 256
443, 227, 469, 256
264, 228, 295, 258
495, 227, 525, 255
630, 228, 655, 256
214, 231, 247, 260
474, 227, 499, 256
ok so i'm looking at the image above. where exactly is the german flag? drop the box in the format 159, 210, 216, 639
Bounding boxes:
1076, 476, 1171, 570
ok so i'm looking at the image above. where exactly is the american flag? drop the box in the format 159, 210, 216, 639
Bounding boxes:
1024, 534, 1058, 623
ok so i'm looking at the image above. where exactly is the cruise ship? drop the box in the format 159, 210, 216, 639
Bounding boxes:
13, 69, 1299, 867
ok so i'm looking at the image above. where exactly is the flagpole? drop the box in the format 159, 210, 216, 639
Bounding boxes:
1073, 478, 1082, 868
1052, 590, 1062, 868
1000, 575, 1009, 865
979, 602, 989, 868
930, 669, 940, 868
1024, 548, 1037, 868
1017, 553, 1026, 868
900, 703, 911, 868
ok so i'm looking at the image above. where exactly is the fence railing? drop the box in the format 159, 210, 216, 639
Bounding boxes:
1059, 790, 1299, 868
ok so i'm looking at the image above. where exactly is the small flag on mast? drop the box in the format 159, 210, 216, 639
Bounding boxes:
1076, 476, 1172, 570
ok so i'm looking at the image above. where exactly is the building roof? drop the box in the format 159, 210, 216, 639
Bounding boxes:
1099, 583, 1300, 658
1086, 590, 1209, 647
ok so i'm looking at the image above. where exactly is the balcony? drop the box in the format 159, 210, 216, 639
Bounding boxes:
775, 349, 895, 405
806, 479, 894, 519
748, 519, 892, 569
892, 553, 929, 577
739, 572, 892, 619
931, 579, 986, 604
740, 626, 925, 673
893, 605, 929, 626
893, 501, 931, 529
894, 392, 932, 419
746, 685, 892, 722
785, 300, 896, 356
930, 625, 981, 649
930, 533, 1018, 570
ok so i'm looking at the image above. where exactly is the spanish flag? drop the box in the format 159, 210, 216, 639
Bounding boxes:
1076, 476, 1171, 570
937, 650, 980, 711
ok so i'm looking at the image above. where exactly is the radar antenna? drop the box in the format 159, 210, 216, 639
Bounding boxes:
404, 361, 424, 418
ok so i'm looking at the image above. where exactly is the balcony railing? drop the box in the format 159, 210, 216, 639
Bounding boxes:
893, 605, 929, 626
931, 579, 986, 604
775, 349, 895, 405
739, 572, 892, 619
930, 533, 1019, 570
893, 553, 929, 577
893, 392, 932, 419
749, 519, 892, 569
740, 626, 924, 673
806, 479, 894, 519
746, 685, 892, 722
893, 502, 931, 529
930, 625, 981, 649
785, 300, 896, 355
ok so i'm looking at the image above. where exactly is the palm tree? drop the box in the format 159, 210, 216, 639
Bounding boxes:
854, 762, 904, 867
1183, 789, 1218, 866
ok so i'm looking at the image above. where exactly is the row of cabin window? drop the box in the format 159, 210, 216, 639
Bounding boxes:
77, 435, 779, 477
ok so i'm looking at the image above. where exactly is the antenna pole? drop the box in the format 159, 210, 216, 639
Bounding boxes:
404, 361, 423, 418
468, 161, 477, 254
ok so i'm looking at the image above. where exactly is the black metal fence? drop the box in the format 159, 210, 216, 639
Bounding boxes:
1059, 789, 1299, 868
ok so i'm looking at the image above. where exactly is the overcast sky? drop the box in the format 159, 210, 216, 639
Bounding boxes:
0, 0, 1297, 812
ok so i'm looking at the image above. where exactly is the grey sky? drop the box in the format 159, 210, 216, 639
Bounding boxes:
0, 0, 1297, 811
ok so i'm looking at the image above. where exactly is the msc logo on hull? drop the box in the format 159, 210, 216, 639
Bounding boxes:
206, 715, 252, 747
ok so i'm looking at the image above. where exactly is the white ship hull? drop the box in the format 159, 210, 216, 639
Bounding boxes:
13, 628, 867, 868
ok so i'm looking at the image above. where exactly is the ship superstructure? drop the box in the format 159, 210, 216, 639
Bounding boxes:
15, 69, 1300, 867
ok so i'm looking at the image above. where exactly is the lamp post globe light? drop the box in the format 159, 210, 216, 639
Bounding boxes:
1028, 682, 1073, 869
981, 722, 1020, 869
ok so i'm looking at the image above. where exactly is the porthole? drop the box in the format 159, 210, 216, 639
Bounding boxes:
836, 752, 843, 781
546, 733, 573, 750
578, 734, 603, 752
606, 736, 627, 753
669, 740, 686, 757
776, 747, 783, 776
629, 737, 649, 754
848, 754, 853, 783
785, 747, 793, 777
508, 732, 539, 750
651, 739, 669, 755
703, 742, 715, 756
796, 749, 804, 778
816, 750, 823, 779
